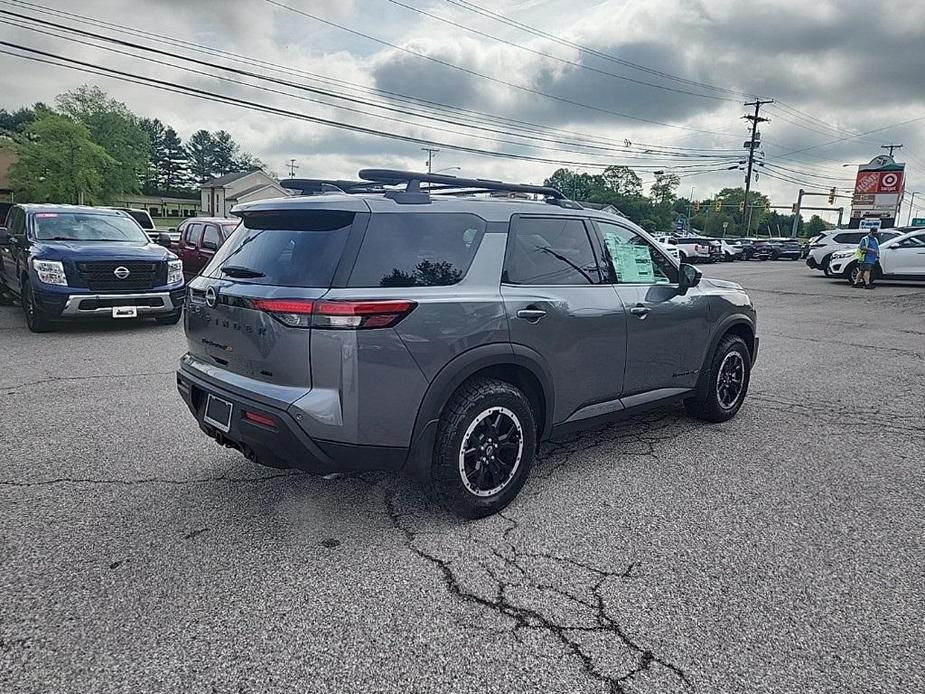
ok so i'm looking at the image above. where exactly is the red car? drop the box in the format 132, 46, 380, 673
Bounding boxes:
174, 217, 240, 278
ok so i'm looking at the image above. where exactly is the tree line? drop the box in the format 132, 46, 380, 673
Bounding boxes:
545, 166, 831, 237
0, 85, 263, 205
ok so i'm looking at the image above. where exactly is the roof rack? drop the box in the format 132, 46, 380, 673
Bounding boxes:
357, 169, 582, 208
280, 178, 387, 195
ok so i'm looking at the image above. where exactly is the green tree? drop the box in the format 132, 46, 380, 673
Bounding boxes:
804, 214, 828, 237
56, 85, 148, 200
186, 129, 215, 183
650, 172, 680, 207
138, 117, 166, 194
544, 168, 600, 200
600, 165, 642, 197
211, 130, 239, 176
161, 127, 190, 192
10, 113, 115, 204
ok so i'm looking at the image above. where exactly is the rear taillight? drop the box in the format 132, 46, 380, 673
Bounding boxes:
315, 300, 417, 329
243, 410, 277, 429
252, 299, 314, 328
252, 298, 416, 329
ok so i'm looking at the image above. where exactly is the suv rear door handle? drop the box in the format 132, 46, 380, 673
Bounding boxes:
630, 304, 651, 318
517, 308, 547, 323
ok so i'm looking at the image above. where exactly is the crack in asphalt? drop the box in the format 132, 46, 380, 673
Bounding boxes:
759, 331, 925, 360
0, 370, 176, 392
0, 471, 309, 488
750, 392, 925, 436
386, 494, 692, 693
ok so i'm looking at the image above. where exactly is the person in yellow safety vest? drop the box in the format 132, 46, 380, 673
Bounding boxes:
853, 229, 880, 289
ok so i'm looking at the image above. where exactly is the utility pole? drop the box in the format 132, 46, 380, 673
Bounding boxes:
287, 159, 299, 177
421, 148, 440, 173
742, 99, 772, 235
790, 189, 804, 237
881, 143, 903, 158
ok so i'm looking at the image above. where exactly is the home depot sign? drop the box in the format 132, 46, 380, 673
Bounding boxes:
850, 156, 905, 227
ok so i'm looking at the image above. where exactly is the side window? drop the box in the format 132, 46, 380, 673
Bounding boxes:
898, 234, 925, 248
186, 223, 203, 246
202, 225, 221, 249
10, 208, 25, 238
592, 220, 679, 285
347, 213, 485, 288
834, 232, 863, 244
503, 217, 600, 285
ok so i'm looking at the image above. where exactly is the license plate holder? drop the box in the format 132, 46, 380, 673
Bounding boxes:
112, 306, 138, 318
204, 394, 233, 433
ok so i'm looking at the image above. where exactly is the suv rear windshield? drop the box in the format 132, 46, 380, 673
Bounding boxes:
202, 210, 354, 287
347, 213, 485, 288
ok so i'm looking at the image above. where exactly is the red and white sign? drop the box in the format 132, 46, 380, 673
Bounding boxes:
854, 170, 904, 194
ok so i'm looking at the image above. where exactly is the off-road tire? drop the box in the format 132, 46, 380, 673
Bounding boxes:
432, 378, 537, 519
22, 280, 54, 333
685, 334, 751, 423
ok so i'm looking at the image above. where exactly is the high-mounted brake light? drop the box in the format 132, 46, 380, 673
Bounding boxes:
251, 298, 416, 329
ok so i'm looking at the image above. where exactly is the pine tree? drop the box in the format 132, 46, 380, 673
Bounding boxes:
187, 129, 215, 183
138, 117, 165, 193
162, 127, 189, 192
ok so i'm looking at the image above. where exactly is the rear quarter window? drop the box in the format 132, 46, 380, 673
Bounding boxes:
833, 233, 864, 244
347, 213, 485, 288
203, 209, 355, 288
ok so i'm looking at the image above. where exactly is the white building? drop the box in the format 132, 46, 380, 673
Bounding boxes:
200, 170, 291, 217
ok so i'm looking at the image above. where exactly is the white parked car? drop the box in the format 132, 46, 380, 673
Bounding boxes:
655, 235, 716, 262
719, 239, 743, 262
805, 229, 902, 275
828, 228, 925, 283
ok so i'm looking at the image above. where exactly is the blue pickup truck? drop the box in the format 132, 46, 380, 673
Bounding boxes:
0, 204, 185, 332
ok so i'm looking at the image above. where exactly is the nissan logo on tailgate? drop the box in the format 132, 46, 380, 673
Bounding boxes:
113, 266, 130, 280
205, 286, 217, 307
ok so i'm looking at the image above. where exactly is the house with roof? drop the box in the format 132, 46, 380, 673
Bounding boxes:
200, 169, 290, 217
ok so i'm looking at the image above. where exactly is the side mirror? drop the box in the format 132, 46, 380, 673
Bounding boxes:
0, 227, 8, 246
678, 263, 702, 293
155, 232, 173, 247
202, 240, 218, 252
168, 227, 177, 234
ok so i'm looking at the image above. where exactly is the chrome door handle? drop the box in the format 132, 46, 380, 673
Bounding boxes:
630, 305, 651, 318
517, 308, 547, 323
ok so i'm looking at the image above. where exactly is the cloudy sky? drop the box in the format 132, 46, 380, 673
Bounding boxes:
2, 0, 925, 224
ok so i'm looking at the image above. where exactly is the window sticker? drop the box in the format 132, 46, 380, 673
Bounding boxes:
603, 233, 655, 283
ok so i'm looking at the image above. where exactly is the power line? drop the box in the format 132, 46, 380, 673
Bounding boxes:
0, 0, 744, 156
264, 0, 744, 139
0, 41, 741, 174
0, 15, 742, 165
383, 0, 738, 103
441, 0, 756, 100
742, 99, 772, 233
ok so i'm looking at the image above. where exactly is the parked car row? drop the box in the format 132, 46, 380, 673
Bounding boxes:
656, 235, 805, 263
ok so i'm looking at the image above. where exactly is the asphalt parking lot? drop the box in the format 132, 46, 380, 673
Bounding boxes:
1, 261, 923, 694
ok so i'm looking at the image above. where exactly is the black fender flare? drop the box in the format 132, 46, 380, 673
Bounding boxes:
693, 314, 756, 398
404, 343, 555, 479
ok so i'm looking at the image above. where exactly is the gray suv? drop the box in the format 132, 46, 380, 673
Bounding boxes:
177, 170, 758, 518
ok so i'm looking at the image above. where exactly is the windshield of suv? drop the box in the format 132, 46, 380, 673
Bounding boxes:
33, 212, 150, 242
203, 209, 354, 287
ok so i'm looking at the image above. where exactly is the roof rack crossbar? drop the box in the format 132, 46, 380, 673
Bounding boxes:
357, 168, 576, 206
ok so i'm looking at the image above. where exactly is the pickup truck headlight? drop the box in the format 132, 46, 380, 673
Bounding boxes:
167, 259, 183, 285
32, 259, 68, 286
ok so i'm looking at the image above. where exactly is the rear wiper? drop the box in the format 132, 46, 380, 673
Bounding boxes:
221, 265, 266, 278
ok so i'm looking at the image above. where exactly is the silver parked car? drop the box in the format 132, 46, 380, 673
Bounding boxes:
176, 170, 759, 517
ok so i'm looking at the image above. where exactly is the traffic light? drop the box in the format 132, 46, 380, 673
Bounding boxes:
714, 199, 722, 212
828, 187, 837, 204
692, 201, 701, 213
739, 201, 745, 213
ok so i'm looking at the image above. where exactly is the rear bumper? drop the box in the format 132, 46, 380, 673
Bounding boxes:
34, 287, 185, 318
805, 257, 819, 269
176, 366, 407, 474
